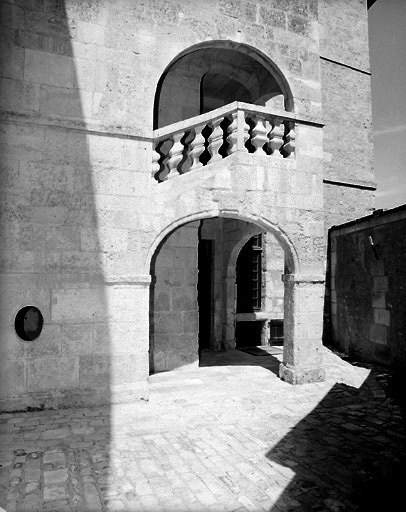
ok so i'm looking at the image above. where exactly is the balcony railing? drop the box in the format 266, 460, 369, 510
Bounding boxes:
152, 101, 297, 183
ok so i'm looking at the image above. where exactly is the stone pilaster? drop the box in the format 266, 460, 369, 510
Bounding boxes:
279, 274, 326, 384
102, 275, 151, 402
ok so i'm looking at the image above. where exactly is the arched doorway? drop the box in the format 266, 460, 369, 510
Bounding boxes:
235, 233, 284, 349
149, 216, 290, 374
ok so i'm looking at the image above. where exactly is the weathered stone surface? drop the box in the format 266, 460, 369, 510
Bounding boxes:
330, 207, 406, 369
44, 468, 68, 485
319, 0, 370, 71
0, 0, 375, 408
0, 359, 26, 395
27, 357, 79, 392
0, 350, 404, 511
25, 324, 62, 359
61, 324, 93, 356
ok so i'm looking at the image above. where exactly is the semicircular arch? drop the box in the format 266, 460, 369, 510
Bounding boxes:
146, 209, 298, 277
153, 39, 294, 128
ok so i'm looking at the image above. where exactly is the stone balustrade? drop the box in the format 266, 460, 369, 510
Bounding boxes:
152, 101, 297, 182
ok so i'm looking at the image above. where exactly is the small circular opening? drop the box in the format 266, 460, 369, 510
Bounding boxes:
15, 306, 44, 341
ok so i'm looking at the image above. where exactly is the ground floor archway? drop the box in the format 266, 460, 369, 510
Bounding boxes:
149, 215, 296, 375
148, 207, 325, 384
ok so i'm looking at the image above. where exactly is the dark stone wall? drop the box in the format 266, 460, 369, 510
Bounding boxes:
330, 209, 406, 370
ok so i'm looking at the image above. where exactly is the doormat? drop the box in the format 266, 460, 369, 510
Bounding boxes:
237, 346, 283, 357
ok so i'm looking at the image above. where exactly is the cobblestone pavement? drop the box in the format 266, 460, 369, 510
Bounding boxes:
0, 348, 405, 512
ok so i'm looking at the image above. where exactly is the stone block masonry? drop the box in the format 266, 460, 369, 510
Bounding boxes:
151, 222, 200, 373
330, 206, 406, 370
0, 350, 404, 512
319, 0, 375, 233
0, 0, 374, 408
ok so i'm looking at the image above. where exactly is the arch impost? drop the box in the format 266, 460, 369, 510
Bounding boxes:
104, 275, 152, 286
282, 274, 325, 284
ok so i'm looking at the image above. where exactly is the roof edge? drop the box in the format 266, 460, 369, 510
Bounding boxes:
330, 203, 406, 233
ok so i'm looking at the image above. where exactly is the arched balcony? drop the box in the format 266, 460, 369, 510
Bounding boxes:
152, 41, 301, 183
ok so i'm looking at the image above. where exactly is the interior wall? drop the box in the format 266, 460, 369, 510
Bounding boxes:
199, 218, 286, 349
199, 218, 224, 350
151, 222, 199, 372
264, 233, 285, 319
156, 48, 284, 128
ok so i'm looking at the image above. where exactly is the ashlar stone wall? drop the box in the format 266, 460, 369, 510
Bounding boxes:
151, 222, 199, 373
0, 0, 375, 408
318, 0, 375, 228
0, 0, 152, 410
330, 207, 406, 370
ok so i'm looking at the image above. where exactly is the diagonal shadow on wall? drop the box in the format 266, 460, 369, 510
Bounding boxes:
0, 0, 114, 509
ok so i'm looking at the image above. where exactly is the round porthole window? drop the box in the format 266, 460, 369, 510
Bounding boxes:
15, 306, 44, 341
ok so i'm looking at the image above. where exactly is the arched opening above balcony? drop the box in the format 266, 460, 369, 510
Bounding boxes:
154, 41, 293, 129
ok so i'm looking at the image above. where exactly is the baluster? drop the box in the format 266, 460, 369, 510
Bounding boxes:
178, 130, 194, 174
226, 112, 238, 155
251, 115, 268, 153
190, 125, 206, 170
239, 110, 250, 151
151, 143, 162, 180
208, 117, 224, 163
167, 131, 184, 178
267, 118, 284, 157
283, 121, 296, 157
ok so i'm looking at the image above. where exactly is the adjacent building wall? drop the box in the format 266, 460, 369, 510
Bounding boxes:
318, 0, 375, 228
330, 206, 406, 369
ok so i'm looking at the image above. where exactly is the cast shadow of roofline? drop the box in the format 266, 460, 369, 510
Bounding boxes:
264, 363, 406, 511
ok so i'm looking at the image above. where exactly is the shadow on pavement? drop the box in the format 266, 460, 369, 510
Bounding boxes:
199, 348, 282, 377
265, 366, 406, 511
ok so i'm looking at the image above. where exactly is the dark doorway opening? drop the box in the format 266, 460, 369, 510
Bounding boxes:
235, 235, 263, 348
236, 321, 264, 348
270, 319, 284, 346
198, 239, 213, 354
236, 235, 262, 313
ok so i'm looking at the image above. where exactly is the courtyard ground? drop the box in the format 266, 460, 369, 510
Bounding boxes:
0, 348, 405, 512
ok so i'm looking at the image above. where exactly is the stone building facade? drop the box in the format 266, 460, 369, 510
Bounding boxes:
0, 0, 375, 411
329, 206, 406, 371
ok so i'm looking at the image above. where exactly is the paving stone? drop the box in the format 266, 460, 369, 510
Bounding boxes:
19, 496, 41, 511
24, 468, 41, 482
44, 468, 68, 485
83, 482, 103, 510
43, 451, 66, 464
43, 484, 69, 502
104, 498, 125, 510
24, 481, 40, 494
0, 350, 405, 511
